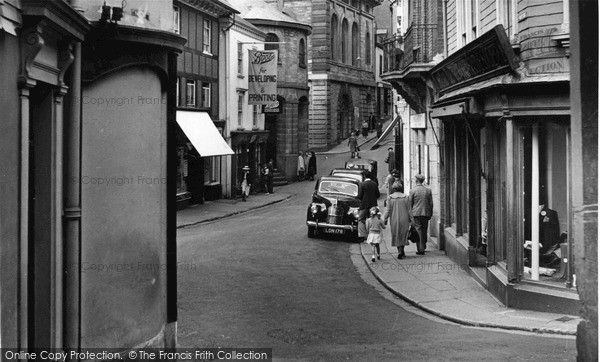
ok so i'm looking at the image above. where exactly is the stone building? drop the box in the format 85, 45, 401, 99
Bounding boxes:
228, 0, 312, 180
263, 0, 382, 150
0, 0, 184, 349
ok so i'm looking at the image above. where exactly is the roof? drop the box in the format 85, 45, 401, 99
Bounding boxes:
227, 0, 311, 34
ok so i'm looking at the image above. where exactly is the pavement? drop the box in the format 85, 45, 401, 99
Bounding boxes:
177, 127, 581, 336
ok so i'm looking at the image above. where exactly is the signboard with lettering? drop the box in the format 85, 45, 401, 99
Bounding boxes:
248, 50, 278, 106
519, 26, 568, 75
430, 25, 518, 95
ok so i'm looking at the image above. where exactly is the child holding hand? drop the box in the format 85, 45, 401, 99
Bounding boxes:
366, 206, 385, 262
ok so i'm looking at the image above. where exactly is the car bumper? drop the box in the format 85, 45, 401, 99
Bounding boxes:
306, 221, 356, 231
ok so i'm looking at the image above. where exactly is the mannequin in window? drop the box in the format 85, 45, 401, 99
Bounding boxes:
524, 193, 561, 267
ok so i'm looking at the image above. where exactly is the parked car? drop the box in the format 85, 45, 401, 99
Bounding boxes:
306, 176, 361, 241
344, 158, 378, 184
329, 168, 369, 183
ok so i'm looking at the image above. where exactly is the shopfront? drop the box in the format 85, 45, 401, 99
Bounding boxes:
230, 130, 270, 196
176, 111, 234, 206
430, 26, 579, 314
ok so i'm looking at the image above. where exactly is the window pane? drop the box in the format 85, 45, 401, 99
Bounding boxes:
203, 20, 211, 53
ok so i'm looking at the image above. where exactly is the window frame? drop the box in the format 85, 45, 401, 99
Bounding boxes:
203, 19, 212, 54
237, 42, 244, 75
299, 38, 306, 68
201, 82, 211, 108
173, 5, 180, 34
237, 91, 245, 127
186, 80, 196, 107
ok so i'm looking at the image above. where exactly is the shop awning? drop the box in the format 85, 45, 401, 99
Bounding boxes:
176, 111, 234, 157
370, 116, 402, 150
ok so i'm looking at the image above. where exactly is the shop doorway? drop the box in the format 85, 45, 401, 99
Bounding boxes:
265, 114, 277, 168
337, 92, 353, 141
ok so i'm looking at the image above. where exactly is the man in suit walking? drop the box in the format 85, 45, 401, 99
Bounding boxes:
409, 174, 433, 255
357, 177, 380, 241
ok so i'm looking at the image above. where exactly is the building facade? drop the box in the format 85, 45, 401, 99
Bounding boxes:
268, 0, 381, 150
174, 0, 238, 207
0, 0, 184, 349
221, 14, 269, 198
228, 0, 312, 180
383, 0, 592, 319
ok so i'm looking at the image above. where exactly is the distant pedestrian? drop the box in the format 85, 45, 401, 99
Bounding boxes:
267, 159, 275, 194
307, 151, 317, 181
384, 147, 395, 174
297, 152, 305, 181
260, 163, 269, 194
369, 112, 377, 131
241, 165, 251, 202
348, 132, 359, 158
361, 120, 369, 139
384, 169, 402, 197
383, 181, 412, 259
408, 174, 433, 255
357, 176, 380, 242
376, 119, 383, 138
366, 206, 385, 262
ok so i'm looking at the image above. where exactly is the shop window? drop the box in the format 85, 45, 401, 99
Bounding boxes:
203, 19, 212, 54
522, 122, 570, 284
204, 156, 222, 186
176, 147, 187, 194
176, 77, 180, 107
186, 80, 196, 107
201, 82, 211, 108
252, 105, 259, 127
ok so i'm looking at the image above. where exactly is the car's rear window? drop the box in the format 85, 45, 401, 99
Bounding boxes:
330, 172, 362, 182
318, 180, 359, 196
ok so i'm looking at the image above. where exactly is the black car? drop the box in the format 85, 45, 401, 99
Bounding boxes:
329, 168, 369, 183
344, 158, 378, 184
306, 176, 361, 241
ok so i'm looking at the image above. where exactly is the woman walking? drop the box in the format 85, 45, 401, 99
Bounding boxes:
348, 132, 359, 158
383, 181, 412, 259
307, 151, 317, 180
297, 151, 306, 181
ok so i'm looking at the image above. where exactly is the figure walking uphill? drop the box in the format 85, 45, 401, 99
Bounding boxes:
366, 206, 385, 262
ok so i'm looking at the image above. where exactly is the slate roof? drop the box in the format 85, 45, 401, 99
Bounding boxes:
227, 0, 311, 32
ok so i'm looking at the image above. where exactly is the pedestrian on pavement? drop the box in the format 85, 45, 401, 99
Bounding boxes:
376, 119, 383, 138
366, 206, 385, 262
382, 169, 402, 206
369, 112, 377, 131
241, 165, 251, 202
384, 147, 395, 174
267, 159, 275, 194
297, 151, 306, 181
260, 163, 269, 194
307, 151, 317, 181
361, 120, 369, 139
357, 176, 380, 242
408, 174, 433, 255
383, 181, 412, 259
348, 132, 359, 158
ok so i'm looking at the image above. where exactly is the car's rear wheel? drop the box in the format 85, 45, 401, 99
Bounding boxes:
307, 226, 316, 238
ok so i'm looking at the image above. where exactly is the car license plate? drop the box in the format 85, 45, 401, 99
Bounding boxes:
324, 228, 344, 235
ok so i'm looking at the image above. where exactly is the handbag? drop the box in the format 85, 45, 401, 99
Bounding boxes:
408, 225, 420, 244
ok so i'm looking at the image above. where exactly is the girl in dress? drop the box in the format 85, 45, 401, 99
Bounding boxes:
366, 206, 386, 262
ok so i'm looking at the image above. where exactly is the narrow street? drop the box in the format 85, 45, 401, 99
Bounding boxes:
177, 150, 576, 361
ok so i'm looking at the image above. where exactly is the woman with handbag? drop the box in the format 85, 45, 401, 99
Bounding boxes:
383, 181, 413, 259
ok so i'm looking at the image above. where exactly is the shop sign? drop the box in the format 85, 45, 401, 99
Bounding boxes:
262, 101, 280, 113
519, 27, 568, 75
430, 25, 518, 95
248, 50, 278, 106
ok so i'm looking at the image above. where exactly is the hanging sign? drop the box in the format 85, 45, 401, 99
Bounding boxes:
248, 50, 278, 106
